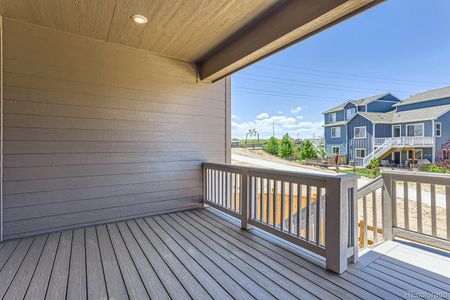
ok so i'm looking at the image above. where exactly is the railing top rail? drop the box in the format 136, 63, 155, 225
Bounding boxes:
383, 169, 450, 185
357, 177, 383, 199
203, 162, 357, 182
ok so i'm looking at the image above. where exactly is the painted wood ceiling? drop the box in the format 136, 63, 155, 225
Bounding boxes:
0, 0, 280, 62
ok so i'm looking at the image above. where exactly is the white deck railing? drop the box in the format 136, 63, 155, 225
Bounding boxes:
357, 171, 450, 251
203, 162, 358, 273
373, 136, 435, 147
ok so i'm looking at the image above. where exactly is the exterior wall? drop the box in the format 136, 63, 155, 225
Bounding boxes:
396, 97, 450, 112
1, 19, 227, 239
367, 99, 397, 113
324, 110, 345, 125
436, 111, 450, 162
347, 115, 373, 166
358, 105, 366, 112
374, 123, 392, 138
343, 102, 357, 120
398, 121, 433, 137
324, 125, 347, 156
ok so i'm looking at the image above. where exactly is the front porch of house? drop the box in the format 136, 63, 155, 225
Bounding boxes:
1, 208, 449, 300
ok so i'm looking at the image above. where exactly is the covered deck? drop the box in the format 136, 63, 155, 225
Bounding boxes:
1, 208, 449, 300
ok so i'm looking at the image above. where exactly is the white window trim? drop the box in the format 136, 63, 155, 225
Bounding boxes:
392, 125, 401, 137
354, 126, 367, 139
355, 148, 366, 159
332, 146, 340, 154
329, 112, 337, 123
436, 122, 442, 137
346, 108, 356, 120
406, 149, 423, 160
331, 126, 341, 138
406, 123, 424, 137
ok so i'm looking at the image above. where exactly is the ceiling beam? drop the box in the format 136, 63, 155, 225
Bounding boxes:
198, 0, 383, 82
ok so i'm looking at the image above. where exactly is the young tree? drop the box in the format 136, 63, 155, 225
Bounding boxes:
265, 136, 279, 155
297, 140, 317, 160
278, 134, 294, 158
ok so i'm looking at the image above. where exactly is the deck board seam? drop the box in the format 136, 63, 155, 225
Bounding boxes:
94, 226, 110, 300
177, 211, 317, 299
188, 210, 358, 299
22, 234, 49, 298
0, 240, 20, 271
167, 213, 289, 299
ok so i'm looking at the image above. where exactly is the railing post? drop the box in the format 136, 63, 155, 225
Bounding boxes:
240, 169, 251, 230
325, 174, 358, 273
382, 173, 394, 240
202, 164, 207, 207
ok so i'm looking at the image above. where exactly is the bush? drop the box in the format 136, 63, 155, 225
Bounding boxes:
278, 134, 294, 158
366, 158, 380, 178
296, 140, 317, 160
264, 136, 279, 155
426, 163, 449, 173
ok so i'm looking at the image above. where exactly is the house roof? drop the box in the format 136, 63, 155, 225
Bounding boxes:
395, 86, 450, 107
357, 104, 450, 123
323, 121, 348, 127
323, 93, 391, 114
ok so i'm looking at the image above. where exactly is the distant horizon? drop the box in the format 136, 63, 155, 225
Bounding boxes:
231, 0, 450, 139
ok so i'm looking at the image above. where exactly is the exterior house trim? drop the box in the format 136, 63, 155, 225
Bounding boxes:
406, 123, 425, 137
355, 148, 366, 159
354, 126, 367, 139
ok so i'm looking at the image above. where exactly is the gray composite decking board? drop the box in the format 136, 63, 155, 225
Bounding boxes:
134, 218, 213, 300
0, 209, 450, 300
379, 255, 450, 286
85, 227, 108, 300
155, 217, 269, 299
0, 240, 20, 270
376, 259, 450, 292
195, 209, 377, 300
197, 209, 394, 300
106, 223, 150, 300
184, 210, 339, 300
96, 225, 129, 300
152, 215, 254, 300
144, 217, 233, 300
116, 222, 171, 300
66, 228, 86, 300
370, 261, 450, 296
25, 233, 61, 300
166, 213, 294, 300
45, 230, 72, 300
0, 238, 34, 297
2, 234, 47, 300
176, 212, 319, 300
124, 220, 190, 300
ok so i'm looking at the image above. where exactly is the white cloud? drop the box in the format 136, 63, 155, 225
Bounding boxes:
232, 112, 323, 139
290, 106, 302, 114
277, 110, 283, 114
256, 112, 269, 120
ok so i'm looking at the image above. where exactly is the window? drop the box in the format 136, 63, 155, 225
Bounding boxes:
331, 127, 340, 138
332, 146, 340, 154
354, 126, 367, 139
393, 125, 401, 137
436, 122, 442, 137
406, 123, 424, 137
407, 149, 423, 160
355, 148, 366, 158
329, 113, 336, 123
346, 108, 356, 120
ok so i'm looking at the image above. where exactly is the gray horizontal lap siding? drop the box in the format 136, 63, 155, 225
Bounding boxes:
347, 115, 373, 166
1, 19, 226, 239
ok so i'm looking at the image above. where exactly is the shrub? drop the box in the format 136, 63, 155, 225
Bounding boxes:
296, 140, 317, 160
426, 163, 449, 174
278, 134, 294, 158
264, 136, 279, 155
366, 158, 380, 178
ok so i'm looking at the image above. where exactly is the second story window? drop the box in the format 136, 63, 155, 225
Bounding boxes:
436, 122, 442, 137
354, 126, 367, 139
329, 112, 336, 123
346, 108, 356, 120
406, 123, 424, 137
331, 127, 340, 138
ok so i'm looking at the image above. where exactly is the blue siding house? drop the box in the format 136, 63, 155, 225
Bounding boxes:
323, 86, 450, 166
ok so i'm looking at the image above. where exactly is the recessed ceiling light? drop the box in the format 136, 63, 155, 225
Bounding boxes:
132, 14, 148, 24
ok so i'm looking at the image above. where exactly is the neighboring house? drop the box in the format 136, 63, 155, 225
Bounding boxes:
323, 86, 450, 166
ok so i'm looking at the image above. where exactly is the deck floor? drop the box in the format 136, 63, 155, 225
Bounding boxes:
0, 208, 449, 300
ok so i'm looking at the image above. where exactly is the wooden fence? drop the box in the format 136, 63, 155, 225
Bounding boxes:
203, 162, 358, 273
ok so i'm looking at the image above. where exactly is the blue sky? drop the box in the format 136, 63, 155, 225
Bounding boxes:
231, 0, 450, 139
